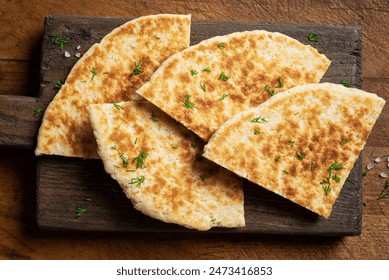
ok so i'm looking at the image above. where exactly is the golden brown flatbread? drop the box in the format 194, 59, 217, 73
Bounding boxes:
35, 14, 191, 158
203, 83, 385, 218
87, 101, 245, 230
137, 30, 330, 141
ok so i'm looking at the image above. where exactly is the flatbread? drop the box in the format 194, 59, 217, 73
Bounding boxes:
137, 30, 330, 141
203, 83, 385, 218
35, 14, 191, 158
86, 101, 245, 230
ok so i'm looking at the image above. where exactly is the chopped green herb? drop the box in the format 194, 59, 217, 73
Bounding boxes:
131, 61, 143, 76
296, 151, 305, 160
132, 151, 147, 169
134, 137, 138, 144
211, 218, 216, 223
202, 66, 211, 72
90, 67, 97, 81
311, 162, 317, 170
377, 181, 389, 200
341, 138, 349, 144
191, 143, 198, 149
289, 140, 295, 147
119, 153, 129, 167
322, 185, 331, 196
113, 102, 123, 110
34, 108, 43, 118
172, 146, 178, 149
219, 93, 228, 101
183, 94, 196, 110
217, 42, 225, 49
362, 170, 368, 177
50, 34, 69, 50
254, 129, 260, 135
332, 174, 341, 182
110, 145, 117, 150
283, 170, 289, 174
150, 111, 158, 122
341, 80, 351, 87
126, 170, 136, 172
251, 116, 268, 123
346, 177, 355, 185
275, 156, 281, 162
84, 198, 93, 202
263, 85, 275, 96
200, 82, 206, 92
129, 176, 145, 188
103, 72, 109, 75
190, 69, 198, 76
199, 174, 207, 182
329, 162, 343, 171
75, 205, 86, 218
54, 80, 64, 89
308, 32, 319, 42
275, 76, 284, 88
219, 72, 229, 81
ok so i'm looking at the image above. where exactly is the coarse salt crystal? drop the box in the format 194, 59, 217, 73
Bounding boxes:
375, 157, 381, 163
64, 51, 71, 58
76, 45, 81, 50
379, 172, 388, 178
75, 53, 81, 58
367, 163, 374, 170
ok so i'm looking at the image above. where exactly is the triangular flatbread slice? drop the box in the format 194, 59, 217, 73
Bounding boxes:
87, 101, 244, 230
36, 14, 191, 158
203, 83, 385, 218
137, 30, 330, 141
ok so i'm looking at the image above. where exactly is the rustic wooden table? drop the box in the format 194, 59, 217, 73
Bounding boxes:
0, 0, 388, 260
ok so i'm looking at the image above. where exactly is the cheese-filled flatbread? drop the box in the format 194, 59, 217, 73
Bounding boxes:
36, 14, 191, 158
137, 30, 330, 141
203, 83, 385, 218
87, 101, 244, 230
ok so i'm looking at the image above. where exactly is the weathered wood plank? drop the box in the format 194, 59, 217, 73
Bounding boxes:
32, 15, 363, 235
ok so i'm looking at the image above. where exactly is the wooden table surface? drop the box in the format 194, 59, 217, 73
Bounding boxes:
0, 0, 388, 260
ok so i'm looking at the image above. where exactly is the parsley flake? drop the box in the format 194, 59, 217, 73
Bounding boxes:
90, 67, 97, 81
219, 93, 228, 101
129, 176, 145, 188
75, 205, 86, 218
275, 76, 284, 88
199, 174, 207, 182
251, 116, 268, 123
183, 94, 196, 110
202, 66, 211, 72
131, 61, 143, 76
308, 32, 319, 42
113, 102, 123, 110
200, 82, 206, 92
341, 80, 351, 87
132, 151, 147, 169
54, 80, 64, 89
217, 42, 225, 49
219, 72, 229, 81
34, 108, 43, 118
50, 34, 69, 50
190, 69, 198, 76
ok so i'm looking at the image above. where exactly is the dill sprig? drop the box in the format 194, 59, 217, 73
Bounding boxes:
90, 67, 97, 81
113, 102, 123, 110
219, 72, 229, 81
129, 176, 145, 188
190, 69, 198, 76
131, 61, 143, 76
250, 116, 268, 123
132, 151, 148, 169
54, 80, 64, 89
183, 94, 196, 110
119, 153, 129, 167
50, 34, 69, 50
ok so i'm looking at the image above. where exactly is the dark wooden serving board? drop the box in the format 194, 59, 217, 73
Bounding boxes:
0, 15, 363, 235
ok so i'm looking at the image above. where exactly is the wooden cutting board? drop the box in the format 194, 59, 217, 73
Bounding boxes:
0, 15, 363, 235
